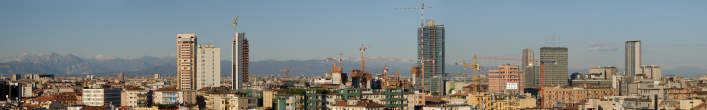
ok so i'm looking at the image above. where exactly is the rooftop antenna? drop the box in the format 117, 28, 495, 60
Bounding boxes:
542, 33, 567, 47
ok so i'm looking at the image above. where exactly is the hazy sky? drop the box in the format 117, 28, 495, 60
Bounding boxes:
1, 0, 706, 72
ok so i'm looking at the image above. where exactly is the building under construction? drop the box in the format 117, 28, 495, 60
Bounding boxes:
417, 19, 446, 95
233, 17, 249, 90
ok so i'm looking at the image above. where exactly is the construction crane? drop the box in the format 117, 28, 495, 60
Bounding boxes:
459, 55, 537, 93
360, 45, 368, 72
233, 16, 239, 35
280, 68, 302, 78
461, 55, 481, 93
399, 2, 433, 94
325, 52, 345, 73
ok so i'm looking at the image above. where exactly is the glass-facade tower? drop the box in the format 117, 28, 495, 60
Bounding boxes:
417, 20, 445, 95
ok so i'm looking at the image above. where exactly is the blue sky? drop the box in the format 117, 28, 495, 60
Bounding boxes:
1, 0, 706, 72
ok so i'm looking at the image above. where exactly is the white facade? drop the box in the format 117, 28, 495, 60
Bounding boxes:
153, 90, 183, 104
233, 32, 249, 90
197, 45, 221, 90
82, 88, 121, 107
22, 85, 33, 97
332, 72, 343, 85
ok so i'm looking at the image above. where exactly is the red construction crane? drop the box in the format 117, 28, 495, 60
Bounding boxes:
360, 45, 368, 72
280, 68, 302, 78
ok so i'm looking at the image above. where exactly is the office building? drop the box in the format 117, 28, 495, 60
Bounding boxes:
488, 64, 524, 94
233, 32, 249, 90
625, 40, 641, 75
177, 33, 197, 90
522, 48, 534, 69
82, 88, 122, 107
522, 48, 537, 88
570, 66, 617, 88
588, 66, 618, 80
197, 44, 221, 90
417, 19, 445, 95
539, 47, 569, 86
639, 65, 661, 80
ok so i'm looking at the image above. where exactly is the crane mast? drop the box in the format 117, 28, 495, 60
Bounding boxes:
360, 45, 367, 72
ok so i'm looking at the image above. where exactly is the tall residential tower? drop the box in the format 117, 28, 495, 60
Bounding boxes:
417, 20, 445, 95
177, 33, 197, 90
196, 45, 221, 90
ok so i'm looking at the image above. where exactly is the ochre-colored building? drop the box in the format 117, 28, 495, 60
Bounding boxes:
540, 87, 617, 108
488, 64, 523, 94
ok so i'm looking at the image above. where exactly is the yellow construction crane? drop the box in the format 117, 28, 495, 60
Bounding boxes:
461, 55, 481, 93
233, 16, 239, 34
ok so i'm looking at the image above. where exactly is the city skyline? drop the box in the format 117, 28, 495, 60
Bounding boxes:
1, 1, 706, 109
1, 0, 707, 73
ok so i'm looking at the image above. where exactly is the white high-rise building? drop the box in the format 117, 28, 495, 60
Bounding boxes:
625, 40, 641, 75
197, 45, 221, 90
233, 21, 249, 90
177, 33, 197, 90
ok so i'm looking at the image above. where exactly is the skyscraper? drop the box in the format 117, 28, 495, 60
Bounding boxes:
177, 33, 197, 90
522, 48, 534, 69
522, 48, 537, 88
197, 45, 221, 90
625, 40, 641, 75
417, 19, 445, 95
233, 32, 249, 90
539, 47, 568, 86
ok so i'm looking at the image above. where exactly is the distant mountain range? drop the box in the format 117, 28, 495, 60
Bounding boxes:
0, 53, 427, 77
0, 53, 703, 77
